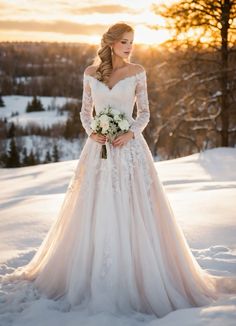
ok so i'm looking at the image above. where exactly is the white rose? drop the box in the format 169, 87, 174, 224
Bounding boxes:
118, 120, 129, 131
100, 121, 110, 132
111, 109, 120, 116
99, 114, 109, 123
114, 114, 121, 122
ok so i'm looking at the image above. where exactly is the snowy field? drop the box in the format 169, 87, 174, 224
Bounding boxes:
0, 147, 236, 325
3, 135, 85, 162
0, 96, 72, 127
0, 95, 86, 162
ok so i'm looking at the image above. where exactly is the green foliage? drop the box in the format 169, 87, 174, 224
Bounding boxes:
6, 138, 20, 167
0, 94, 5, 107
22, 147, 29, 166
7, 122, 16, 138
28, 149, 38, 165
6, 142, 40, 167
26, 95, 45, 113
44, 150, 52, 163
52, 144, 59, 162
63, 103, 84, 139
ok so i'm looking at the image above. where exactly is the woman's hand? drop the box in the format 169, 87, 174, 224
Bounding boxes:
90, 132, 107, 144
112, 130, 134, 147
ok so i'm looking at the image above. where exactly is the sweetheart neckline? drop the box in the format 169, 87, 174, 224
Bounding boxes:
84, 70, 145, 91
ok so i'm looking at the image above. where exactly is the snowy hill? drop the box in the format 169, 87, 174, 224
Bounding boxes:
0, 95, 86, 164
0, 95, 71, 127
0, 147, 236, 325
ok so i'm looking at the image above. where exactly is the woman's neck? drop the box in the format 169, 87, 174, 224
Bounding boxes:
111, 55, 127, 71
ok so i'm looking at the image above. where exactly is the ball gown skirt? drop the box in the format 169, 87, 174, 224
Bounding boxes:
0, 69, 235, 319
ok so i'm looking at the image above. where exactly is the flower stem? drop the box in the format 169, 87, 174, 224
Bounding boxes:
101, 144, 107, 159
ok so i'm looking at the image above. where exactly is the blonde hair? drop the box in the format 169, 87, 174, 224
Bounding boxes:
92, 22, 134, 85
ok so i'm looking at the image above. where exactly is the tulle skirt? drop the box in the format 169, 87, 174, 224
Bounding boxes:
1, 134, 236, 318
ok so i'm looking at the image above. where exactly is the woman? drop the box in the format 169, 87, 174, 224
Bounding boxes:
1, 22, 236, 319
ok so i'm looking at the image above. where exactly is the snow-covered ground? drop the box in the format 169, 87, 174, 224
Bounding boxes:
0, 147, 236, 325
0, 95, 86, 163
3, 135, 85, 163
0, 96, 73, 127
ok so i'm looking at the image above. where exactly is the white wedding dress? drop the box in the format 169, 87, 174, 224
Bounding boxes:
1, 69, 236, 319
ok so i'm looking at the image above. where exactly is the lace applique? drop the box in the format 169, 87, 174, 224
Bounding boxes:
105, 138, 153, 195
130, 71, 150, 139
79, 74, 94, 137
111, 164, 120, 193
124, 138, 153, 192
100, 234, 112, 283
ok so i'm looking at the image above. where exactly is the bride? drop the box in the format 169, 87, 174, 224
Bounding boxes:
1, 22, 236, 319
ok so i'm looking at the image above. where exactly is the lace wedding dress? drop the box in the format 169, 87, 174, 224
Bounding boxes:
1, 69, 236, 319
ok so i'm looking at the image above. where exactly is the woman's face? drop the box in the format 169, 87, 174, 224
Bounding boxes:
112, 31, 134, 59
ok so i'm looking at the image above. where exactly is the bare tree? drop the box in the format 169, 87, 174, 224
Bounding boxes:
153, 0, 236, 146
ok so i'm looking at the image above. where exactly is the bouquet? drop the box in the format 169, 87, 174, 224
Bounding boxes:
90, 105, 130, 159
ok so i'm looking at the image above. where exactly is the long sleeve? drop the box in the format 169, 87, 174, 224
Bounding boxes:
129, 70, 150, 139
79, 74, 94, 137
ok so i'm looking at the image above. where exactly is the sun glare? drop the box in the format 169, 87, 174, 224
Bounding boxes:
0, 0, 171, 45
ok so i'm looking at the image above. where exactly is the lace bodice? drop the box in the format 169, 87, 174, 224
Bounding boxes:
79, 69, 150, 139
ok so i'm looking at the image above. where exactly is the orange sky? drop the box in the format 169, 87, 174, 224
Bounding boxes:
0, 0, 173, 45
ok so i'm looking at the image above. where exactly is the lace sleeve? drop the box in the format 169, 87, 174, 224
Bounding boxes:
79, 73, 94, 136
129, 70, 150, 139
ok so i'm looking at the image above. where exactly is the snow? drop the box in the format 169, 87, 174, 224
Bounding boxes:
0, 96, 72, 127
3, 135, 85, 163
1, 95, 85, 163
0, 147, 236, 325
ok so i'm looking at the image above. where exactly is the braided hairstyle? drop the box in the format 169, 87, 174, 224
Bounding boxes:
92, 22, 134, 85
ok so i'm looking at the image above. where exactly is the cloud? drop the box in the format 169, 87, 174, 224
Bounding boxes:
0, 20, 108, 35
72, 4, 140, 15
0, 1, 141, 18
0, 3, 7, 11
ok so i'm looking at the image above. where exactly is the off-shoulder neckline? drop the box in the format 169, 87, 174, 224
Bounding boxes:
83, 70, 145, 91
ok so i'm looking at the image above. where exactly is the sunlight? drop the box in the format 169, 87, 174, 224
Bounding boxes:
0, 0, 171, 45
134, 25, 170, 45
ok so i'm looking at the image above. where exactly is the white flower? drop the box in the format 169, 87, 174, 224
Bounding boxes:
103, 107, 110, 114
111, 109, 120, 116
100, 121, 110, 132
118, 120, 129, 131
114, 114, 121, 122
91, 119, 98, 130
99, 114, 109, 123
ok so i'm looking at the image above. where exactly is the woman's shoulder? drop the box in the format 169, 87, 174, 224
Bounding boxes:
84, 65, 98, 77
127, 63, 146, 75
84, 63, 145, 77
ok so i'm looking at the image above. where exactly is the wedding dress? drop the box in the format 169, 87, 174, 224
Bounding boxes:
1, 69, 236, 319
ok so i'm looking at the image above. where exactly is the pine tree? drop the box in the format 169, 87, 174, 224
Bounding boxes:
52, 143, 59, 162
35, 150, 40, 164
64, 119, 72, 139
44, 150, 52, 163
0, 152, 8, 167
26, 95, 45, 112
0, 94, 5, 107
22, 147, 29, 166
6, 138, 20, 167
7, 122, 16, 138
28, 149, 36, 165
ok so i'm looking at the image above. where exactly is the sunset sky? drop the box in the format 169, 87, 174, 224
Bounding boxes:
0, 0, 174, 45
